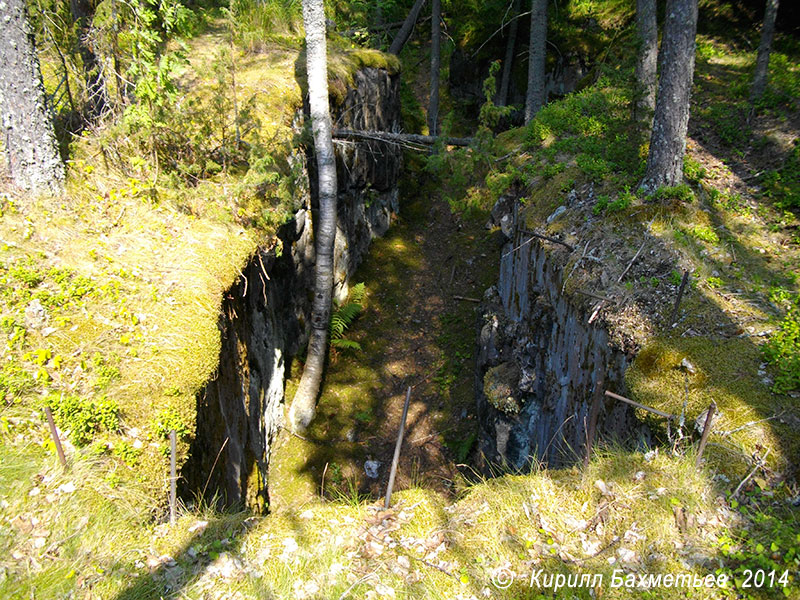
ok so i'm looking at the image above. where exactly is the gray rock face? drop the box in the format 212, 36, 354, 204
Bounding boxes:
476, 225, 643, 471
182, 67, 402, 510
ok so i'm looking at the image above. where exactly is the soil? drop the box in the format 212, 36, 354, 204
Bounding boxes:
268, 164, 502, 510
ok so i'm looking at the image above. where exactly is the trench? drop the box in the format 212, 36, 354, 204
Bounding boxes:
179, 66, 646, 512
180, 176, 647, 511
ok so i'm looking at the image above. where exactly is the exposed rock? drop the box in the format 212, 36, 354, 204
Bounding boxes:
476, 209, 644, 471
182, 65, 403, 511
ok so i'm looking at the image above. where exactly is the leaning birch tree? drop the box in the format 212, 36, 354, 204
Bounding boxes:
289, 0, 338, 432
0, 0, 65, 194
639, 0, 698, 193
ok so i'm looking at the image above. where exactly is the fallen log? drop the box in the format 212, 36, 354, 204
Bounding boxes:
333, 129, 474, 147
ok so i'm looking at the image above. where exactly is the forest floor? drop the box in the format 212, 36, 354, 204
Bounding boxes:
270, 163, 502, 508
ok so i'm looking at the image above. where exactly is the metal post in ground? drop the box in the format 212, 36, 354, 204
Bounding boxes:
584, 371, 605, 469
385, 387, 412, 510
695, 401, 716, 469
44, 406, 67, 469
169, 429, 177, 525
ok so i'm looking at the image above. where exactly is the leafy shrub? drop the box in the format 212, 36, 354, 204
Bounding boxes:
704, 103, 750, 148
593, 187, 635, 214
761, 143, 800, 210
763, 305, 800, 393
576, 153, 611, 181
45, 394, 120, 446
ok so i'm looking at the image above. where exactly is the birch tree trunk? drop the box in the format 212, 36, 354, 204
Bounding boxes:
524, 0, 547, 124
0, 0, 65, 194
639, 0, 698, 194
289, 0, 338, 433
750, 0, 780, 104
633, 0, 658, 123
428, 0, 441, 136
497, 0, 521, 107
389, 0, 428, 55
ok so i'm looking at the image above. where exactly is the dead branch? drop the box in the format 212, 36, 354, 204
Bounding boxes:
334, 129, 474, 147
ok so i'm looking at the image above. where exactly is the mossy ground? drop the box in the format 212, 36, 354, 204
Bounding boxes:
270, 157, 501, 510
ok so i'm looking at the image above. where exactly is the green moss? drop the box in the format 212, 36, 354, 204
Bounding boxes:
483, 362, 522, 415
626, 337, 798, 477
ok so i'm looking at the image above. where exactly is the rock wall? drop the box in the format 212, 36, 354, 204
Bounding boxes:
476, 202, 642, 471
182, 67, 402, 510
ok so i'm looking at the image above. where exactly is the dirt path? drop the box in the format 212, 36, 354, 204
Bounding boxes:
269, 170, 501, 509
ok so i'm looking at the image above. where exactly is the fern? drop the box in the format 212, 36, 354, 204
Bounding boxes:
331, 338, 362, 351
329, 282, 366, 351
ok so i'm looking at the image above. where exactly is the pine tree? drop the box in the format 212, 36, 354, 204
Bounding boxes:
0, 0, 65, 194
639, 0, 698, 193
524, 0, 547, 124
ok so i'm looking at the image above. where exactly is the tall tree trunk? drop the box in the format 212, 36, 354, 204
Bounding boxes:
750, 0, 780, 104
427, 0, 441, 136
0, 0, 65, 194
639, 0, 698, 194
633, 0, 658, 123
70, 0, 107, 117
496, 0, 521, 107
524, 0, 547, 124
289, 0, 338, 433
389, 0, 427, 55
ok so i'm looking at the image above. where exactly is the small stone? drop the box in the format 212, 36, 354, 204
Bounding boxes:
56, 482, 75, 494
680, 358, 696, 374
188, 520, 208, 534
546, 205, 567, 224
364, 460, 381, 479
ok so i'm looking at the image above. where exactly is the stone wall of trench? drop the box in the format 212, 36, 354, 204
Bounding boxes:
182, 67, 402, 510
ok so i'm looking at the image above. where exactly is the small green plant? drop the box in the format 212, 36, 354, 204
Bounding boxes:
541, 162, 566, 179
0, 362, 35, 404
706, 276, 724, 289
669, 270, 684, 286
153, 408, 191, 441
762, 144, 800, 210
593, 187, 635, 214
112, 440, 142, 466
763, 304, 800, 393
330, 282, 366, 351
651, 184, 695, 203
45, 394, 120, 446
689, 224, 720, 244
353, 408, 373, 423
684, 156, 707, 183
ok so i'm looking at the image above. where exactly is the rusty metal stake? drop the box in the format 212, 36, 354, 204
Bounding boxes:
385, 387, 412, 510
169, 429, 177, 525
695, 401, 716, 469
584, 371, 605, 469
670, 270, 690, 327
44, 406, 67, 469
604, 390, 677, 420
